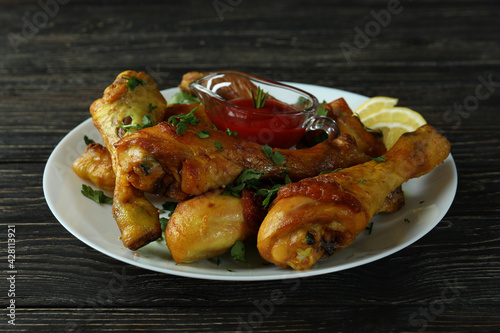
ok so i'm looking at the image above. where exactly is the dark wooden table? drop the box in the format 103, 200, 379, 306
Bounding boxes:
1, 0, 499, 332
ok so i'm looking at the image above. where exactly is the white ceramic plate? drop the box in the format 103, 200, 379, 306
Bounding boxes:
43, 83, 457, 281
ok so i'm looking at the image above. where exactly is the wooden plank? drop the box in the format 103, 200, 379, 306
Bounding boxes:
1, 0, 499, 332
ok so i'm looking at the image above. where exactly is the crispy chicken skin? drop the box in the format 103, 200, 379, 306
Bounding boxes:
72, 104, 205, 193
166, 189, 266, 263
257, 125, 451, 270
178, 71, 209, 95
73, 102, 402, 212
114, 122, 371, 198
75, 95, 386, 193
165, 183, 400, 263
90, 70, 167, 250
308, 98, 387, 158
72, 143, 115, 191
74, 69, 417, 260
164, 103, 213, 125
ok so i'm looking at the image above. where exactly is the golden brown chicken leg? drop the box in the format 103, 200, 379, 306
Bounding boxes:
114, 122, 371, 198
72, 143, 115, 191
74, 97, 388, 195
323, 98, 387, 157
90, 70, 167, 250
257, 125, 451, 270
166, 189, 266, 263
72, 103, 206, 192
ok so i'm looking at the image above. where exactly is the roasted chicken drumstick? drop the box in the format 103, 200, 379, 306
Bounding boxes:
72, 143, 115, 191
166, 189, 266, 263
114, 121, 372, 198
90, 70, 167, 250
257, 125, 451, 270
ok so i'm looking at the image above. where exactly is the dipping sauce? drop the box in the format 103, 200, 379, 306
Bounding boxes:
206, 98, 307, 148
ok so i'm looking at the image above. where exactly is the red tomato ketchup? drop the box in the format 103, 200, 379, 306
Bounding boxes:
206, 98, 307, 148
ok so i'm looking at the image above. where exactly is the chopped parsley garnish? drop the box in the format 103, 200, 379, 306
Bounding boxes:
215, 141, 224, 151
168, 91, 201, 105
149, 104, 158, 113
117, 115, 153, 133
162, 201, 178, 217
280, 170, 292, 184
84, 135, 95, 145
262, 144, 273, 158
223, 169, 263, 197
360, 179, 367, 183
159, 217, 169, 232
231, 240, 250, 266
296, 96, 309, 106
223, 183, 245, 197
365, 222, 374, 234
251, 86, 269, 108
262, 144, 286, 166
360, 121, 383, 136
81, 184, 113, 204
256, 184, 284, 208
371, 156, 386, 162
167, 106, 201, 134
317, 101, 328, 117
319, 168, 342, 175
404, 218, 411, 223
122, 75, 146, 91
224, 168, 290, 208
196, 130, 210, 138
271, 151, 285, 166
226, 128, 238, 136
237, 169, 263, 190
156, 202, 178, 241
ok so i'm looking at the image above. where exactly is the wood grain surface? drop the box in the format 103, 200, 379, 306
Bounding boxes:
1, 0, 499, 332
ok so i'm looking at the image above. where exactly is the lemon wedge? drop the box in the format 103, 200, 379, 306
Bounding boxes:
355, 97, 427, 149
354, 96, 398, 119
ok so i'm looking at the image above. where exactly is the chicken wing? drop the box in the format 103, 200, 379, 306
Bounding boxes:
90, 70, 167, 250
257, 124, 450, 270
166, 189, 266, 263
